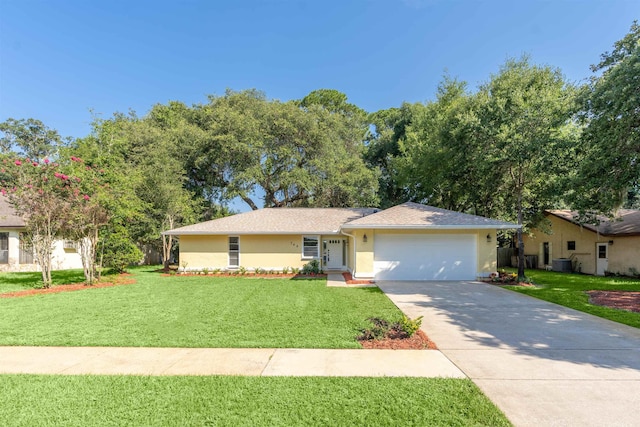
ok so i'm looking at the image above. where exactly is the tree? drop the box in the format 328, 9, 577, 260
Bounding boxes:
574, 21, 640, 213
477, 58, 578, 279
0, 118, 67, 159
183, 90, 379, 209
365, 103, 418, 208
0, 157, 95, 287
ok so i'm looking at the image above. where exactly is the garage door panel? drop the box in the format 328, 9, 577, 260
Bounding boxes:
374, 234, 476, 281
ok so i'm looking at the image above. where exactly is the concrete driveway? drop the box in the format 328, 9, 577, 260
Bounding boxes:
377, 280, 640, 427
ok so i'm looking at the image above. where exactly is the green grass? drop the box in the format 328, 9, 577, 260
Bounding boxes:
505, 268, 640, 328
0, 375, 511, 426
0, 266, 401, 348
0, 269, 87, 293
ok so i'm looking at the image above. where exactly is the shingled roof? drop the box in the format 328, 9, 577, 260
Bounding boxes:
165, 202, 519, 235
342, 202, 520, 229
548, 210, 640, 236
0, 196, 25, 228
164, 207, 379, 235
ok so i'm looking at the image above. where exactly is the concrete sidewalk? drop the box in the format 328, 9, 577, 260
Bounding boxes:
0, 346, 465, 378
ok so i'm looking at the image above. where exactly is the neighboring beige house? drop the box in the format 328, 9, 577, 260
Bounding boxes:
0, 196, 83, 272
164, 202, 519, 281
523, 210, 640, 276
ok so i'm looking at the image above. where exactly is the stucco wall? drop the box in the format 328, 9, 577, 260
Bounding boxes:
0, 230, 83, 272
523, 215, 640, 275
350, 228, 498, 279
607, 236, 640, 276
178, 234, 351, 271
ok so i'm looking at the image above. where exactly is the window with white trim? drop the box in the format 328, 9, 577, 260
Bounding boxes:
302, 236, 319, 259
228, 236, 239, 267
0, 233, 7, 264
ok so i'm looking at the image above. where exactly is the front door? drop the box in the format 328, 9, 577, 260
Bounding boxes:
596, 243, 608, 276
324, 239, 344, 270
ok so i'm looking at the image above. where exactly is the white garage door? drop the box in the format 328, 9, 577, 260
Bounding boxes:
374, 234, 477, 281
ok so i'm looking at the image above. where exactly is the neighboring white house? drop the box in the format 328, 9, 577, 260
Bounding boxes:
0, 196, 83, 272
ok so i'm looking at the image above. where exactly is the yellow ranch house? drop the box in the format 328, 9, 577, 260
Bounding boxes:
164, 202, 519, 281
523, 210, 640, 276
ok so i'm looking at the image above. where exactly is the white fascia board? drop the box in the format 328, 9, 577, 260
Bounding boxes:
340, 224, 521, 230
162, 230, 342, 236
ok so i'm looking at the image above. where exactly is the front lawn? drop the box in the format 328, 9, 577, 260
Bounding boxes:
0, 375, 511, 426
0, 267, 400, 348
505, 269, 640, 328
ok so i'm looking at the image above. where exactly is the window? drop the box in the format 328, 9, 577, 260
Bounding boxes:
567, 241, 576, 251
598, 244, 607, 259
19, 234, 34, 264
302, 236, 319, 259
228, 236, 239, 267
63, 240, 77, 251
0, 233, 7, 264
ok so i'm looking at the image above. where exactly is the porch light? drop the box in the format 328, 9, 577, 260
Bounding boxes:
363, 234, 368, 243
609, 240, 614, 245
486, 233, 492, 243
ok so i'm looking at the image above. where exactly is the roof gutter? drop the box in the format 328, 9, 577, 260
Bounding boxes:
341, 224, 521, 230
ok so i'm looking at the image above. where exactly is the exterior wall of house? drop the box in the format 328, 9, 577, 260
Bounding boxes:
0, 229, 83, 272
178, 235, 228, 270
350, 228, 498, 279
178, 234, 350, 271
522, 214, 640, 275
607, 236, 640, 276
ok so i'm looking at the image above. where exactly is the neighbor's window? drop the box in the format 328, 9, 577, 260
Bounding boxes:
228, 236, 239, 267
567, 241, 576, 251
302, 236, 319, 259
0, 233, 8, 264
19, 233, 34, 264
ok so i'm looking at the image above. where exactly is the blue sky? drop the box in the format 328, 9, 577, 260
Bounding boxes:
1, 0, 638, 141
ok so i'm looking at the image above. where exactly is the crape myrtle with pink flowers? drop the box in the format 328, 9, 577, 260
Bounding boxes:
0, 155, 109, 287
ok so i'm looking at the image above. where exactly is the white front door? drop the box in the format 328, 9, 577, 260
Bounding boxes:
596, 243, 608, 276
324, 239, 344, 270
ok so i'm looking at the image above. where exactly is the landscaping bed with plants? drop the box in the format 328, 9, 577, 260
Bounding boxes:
357, 316, 436, 349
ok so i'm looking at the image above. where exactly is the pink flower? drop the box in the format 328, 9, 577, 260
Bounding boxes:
32, 162, 38, 167
0, 189, 5, 196
44, 158, 50, 164
14, 160, 22, 166
83, 194, 90, 201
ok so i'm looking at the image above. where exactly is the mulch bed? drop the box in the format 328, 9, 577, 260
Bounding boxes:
587, 291, 640, 313
342, 272, 375, 285
162, 272, 327, 279
0, 275, 136, 298
358, 330, 437, 350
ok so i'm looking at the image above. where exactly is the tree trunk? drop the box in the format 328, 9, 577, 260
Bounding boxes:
517, 190, 526, 280
242, 196, 259, 211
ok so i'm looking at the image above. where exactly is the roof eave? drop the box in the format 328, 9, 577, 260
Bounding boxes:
340, 224, 521, 230
162, 230, 342, 236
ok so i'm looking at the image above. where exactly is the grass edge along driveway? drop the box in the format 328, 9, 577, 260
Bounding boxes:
0, 267, 401, 348
504, 268, 640, 328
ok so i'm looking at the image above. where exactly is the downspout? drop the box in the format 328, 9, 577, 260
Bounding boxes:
340, 229, 357, 276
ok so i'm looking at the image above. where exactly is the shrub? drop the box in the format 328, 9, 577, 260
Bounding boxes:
101, 227, 143, 273
254, 267, 265, 275
301, 259, 321, 275
238, 266, 247, 275
282, 266, 290, 274
399, 315, 423, 337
